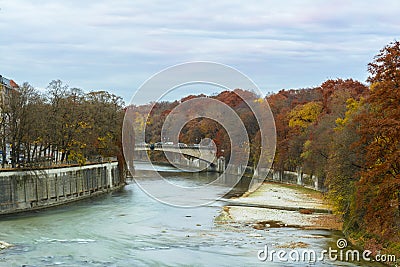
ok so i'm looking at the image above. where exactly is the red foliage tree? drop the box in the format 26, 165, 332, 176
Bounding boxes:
356, 41, 400, 242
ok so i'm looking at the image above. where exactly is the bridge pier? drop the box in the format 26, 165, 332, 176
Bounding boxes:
312, 175, 319, 190
297, 167, 303, 185
217, 157, 225, 173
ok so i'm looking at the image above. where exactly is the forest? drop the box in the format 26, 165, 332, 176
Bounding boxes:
131, 41, 400, 257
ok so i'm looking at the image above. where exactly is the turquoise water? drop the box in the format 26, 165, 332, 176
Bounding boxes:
0, 163, 371, 266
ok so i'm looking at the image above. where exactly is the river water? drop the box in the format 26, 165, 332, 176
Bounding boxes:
0, 162, 373, 266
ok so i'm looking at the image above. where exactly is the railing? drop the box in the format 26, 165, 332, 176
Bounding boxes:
0, 157, 118, 171
135, 143, 215, 150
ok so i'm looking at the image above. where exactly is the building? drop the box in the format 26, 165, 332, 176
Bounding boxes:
0, 75, 19, 106
0, 75, 19, 165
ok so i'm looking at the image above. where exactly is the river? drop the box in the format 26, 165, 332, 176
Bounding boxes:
0, 162, 373, 266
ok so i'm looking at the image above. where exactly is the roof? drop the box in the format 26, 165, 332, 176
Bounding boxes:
0, 75, 19, 89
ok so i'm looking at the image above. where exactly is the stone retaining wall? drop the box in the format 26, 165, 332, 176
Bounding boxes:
0, 162, 124, 215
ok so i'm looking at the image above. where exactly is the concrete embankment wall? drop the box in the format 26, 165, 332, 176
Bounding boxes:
169, 156, 321, 191
172, 156, 226, 172
167, 156, 322, 191
226, 165, 322, 191
0, 162, 124, 215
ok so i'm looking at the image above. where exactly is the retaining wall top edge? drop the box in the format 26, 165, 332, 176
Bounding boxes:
0, 162, 119, 177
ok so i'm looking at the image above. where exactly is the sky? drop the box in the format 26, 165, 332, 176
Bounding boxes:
1, 0, 399, 104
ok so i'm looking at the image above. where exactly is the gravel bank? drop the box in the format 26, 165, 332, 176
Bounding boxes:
216, 182, 342, 230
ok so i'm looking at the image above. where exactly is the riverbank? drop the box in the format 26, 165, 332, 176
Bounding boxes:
216, 182, 342, 231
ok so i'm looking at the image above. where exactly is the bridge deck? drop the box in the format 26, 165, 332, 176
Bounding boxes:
134, 144, 216, 163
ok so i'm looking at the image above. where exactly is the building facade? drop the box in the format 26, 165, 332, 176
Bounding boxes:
0, 75, 19, 165
0, 75, 19, 105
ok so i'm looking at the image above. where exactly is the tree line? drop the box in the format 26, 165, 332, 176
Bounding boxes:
135, 41, 400, 258
0, 80, 124, 168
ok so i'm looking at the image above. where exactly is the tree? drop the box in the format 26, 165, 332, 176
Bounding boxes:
86, 90, 124, 159
288, 101, 323, 128
46, 80, 69, 163
3, 83, 40, 167
325, 98, 365, 231
355, 41, 400, 242
303, 80, 368, 190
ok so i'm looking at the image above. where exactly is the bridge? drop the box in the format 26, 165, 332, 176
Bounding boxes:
134, 143, 217, 164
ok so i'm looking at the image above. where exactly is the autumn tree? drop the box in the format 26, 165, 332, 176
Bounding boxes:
302, 80, 367, 188
85, 90, 125, 160
355, 41, 400, 244
1, 83, 41, 167
324, 98, 365, 229
267, 88, 322, 174
21, 92, 48, 164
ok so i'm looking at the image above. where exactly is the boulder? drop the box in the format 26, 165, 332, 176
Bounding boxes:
0, 240, 12, 250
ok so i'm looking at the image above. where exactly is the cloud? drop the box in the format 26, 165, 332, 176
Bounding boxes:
0, 0, 399, 102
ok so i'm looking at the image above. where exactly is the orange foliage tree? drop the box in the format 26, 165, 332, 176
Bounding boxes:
356, 41, 400, 244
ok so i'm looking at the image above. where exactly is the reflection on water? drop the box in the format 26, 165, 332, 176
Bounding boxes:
0, 162, 371, 266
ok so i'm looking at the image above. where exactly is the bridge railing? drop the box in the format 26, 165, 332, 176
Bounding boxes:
135, 143, 215, 150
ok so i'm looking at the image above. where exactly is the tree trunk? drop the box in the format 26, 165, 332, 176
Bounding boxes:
1, 137, 5, 168
398, 190, 400, 221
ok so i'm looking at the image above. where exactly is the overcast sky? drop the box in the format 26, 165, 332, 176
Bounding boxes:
1, 0, 399, 104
